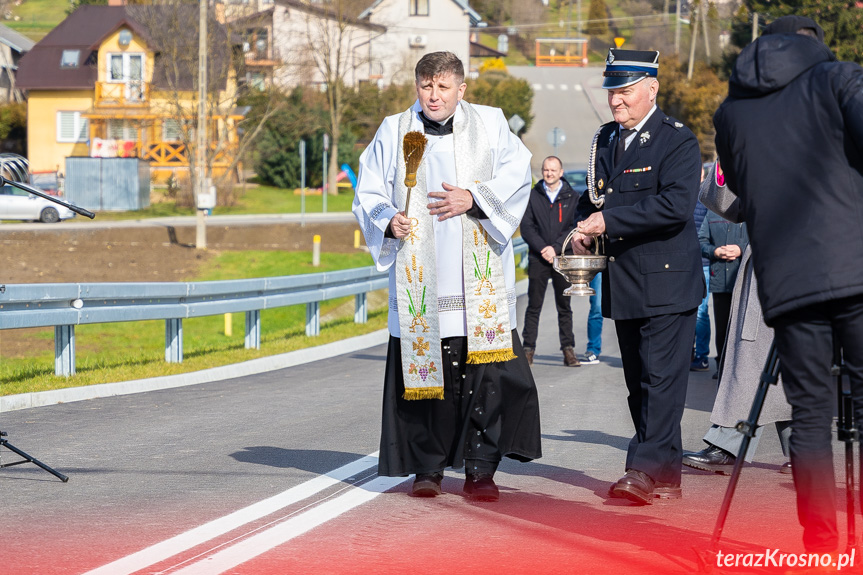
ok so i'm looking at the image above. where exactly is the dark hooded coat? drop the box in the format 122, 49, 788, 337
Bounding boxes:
713, 31, 863, 324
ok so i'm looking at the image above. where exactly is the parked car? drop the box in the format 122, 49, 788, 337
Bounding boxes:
0, 184, 76, 223
563, 169, 588, 192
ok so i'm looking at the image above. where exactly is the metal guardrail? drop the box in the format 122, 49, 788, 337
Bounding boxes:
0, 239, 528, 377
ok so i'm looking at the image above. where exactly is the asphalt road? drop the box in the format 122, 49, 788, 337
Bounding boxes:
1, 288, 819, 575
509, 65, 614, 174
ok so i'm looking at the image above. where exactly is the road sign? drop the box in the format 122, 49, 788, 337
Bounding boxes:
547, 127, 566, 156
508, 114, 525, 134
614, 37, 625, 48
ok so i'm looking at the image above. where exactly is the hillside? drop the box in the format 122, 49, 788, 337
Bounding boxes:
4, 0, 68, 41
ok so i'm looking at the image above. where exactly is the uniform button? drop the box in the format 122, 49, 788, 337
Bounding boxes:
607, 187, 613, 194
618, 237, 623, 241
634, 183, 639, 188
609, 256, 615, 262
664, 264, 670, 269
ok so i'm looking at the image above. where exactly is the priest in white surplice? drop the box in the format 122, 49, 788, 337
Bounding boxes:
353, 52, 541, 502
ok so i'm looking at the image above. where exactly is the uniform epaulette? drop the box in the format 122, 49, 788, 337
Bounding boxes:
663, 116, 685, 130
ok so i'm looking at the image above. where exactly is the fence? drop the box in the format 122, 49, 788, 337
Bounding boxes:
0, 238, 528, 377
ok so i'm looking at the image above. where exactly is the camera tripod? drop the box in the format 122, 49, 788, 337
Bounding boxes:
1, 430, 68, 482
697, 337, 858, 571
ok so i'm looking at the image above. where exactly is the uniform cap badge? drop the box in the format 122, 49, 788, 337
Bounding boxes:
597, 179, 604, 190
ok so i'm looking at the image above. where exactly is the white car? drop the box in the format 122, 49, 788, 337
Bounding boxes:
0, 184, 76, 223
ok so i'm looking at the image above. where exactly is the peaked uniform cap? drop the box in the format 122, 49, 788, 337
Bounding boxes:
602, 48, 659, 89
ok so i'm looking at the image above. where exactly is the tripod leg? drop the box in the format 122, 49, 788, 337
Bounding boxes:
0, 434, 69, 482
708, 342, 780, 552
834, 334, 859, 552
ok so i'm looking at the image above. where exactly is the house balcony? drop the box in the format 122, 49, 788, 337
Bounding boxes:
244, 46, 280, 67
95, 81, 150, 107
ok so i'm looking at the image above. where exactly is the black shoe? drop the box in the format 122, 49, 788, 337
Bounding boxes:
682, 445, 735, 475
412, 472, 443, 497
463, 473, 499, 501
712, 371, 719, 379
609, 469, 655, 504
780, 461, 792, 474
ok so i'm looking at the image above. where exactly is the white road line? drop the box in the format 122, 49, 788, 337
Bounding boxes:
171, 475, 409, 575
574, 84, 584, 92
82, 453, 381, 575
532, 83, 542, 90
546, 84, 555, 90
560, 84, 569, 91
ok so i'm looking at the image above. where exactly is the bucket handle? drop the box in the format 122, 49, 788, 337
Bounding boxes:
560, 227, 603, 258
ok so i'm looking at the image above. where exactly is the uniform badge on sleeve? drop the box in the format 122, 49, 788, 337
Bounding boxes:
639, 131, 651, 145
597, 179, 604, 190
675, 122, 683, 128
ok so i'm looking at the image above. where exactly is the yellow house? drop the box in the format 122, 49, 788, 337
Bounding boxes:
17, 4, 244, 181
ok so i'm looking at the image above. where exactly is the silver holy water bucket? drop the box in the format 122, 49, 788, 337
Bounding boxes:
553, 228, 607, 296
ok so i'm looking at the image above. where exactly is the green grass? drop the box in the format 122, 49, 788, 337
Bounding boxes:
86, 184, 356, 221
5, 0, 66, 41
0, 250, 384, 396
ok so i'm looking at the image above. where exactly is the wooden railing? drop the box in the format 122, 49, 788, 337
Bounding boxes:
142, 142, 236, 167
95, 81, 150, 107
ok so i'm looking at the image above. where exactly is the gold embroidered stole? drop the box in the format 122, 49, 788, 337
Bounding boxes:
394, 103, 514, 400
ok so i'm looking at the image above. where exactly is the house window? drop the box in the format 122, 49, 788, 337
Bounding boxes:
107, 119, 138, 141
409, 0, 429, 16
57, 111, 89, 143
61, 50, 80, 68
108, 53, 144, 83
162, 119, 182, 142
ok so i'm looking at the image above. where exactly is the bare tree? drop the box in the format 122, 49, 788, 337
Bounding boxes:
278, 0, 378, 196
127, 2, 279, 206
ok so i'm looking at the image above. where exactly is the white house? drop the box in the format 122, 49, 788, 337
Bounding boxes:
227, 0, 482, 90
357, 0, 481, 85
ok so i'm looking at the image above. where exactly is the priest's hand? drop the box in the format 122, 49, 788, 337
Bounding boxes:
389, 211, 412, 239
570, 231, 593, 255
428, 182, 474, 221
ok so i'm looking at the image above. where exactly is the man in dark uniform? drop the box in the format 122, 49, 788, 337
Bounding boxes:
570, 49, 704, 504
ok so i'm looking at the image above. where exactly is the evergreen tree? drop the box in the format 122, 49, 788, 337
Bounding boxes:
586, 0, 609, 36
745, 0, 862, 63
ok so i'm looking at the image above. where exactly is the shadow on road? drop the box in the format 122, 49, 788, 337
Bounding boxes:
229, 446, 369, 475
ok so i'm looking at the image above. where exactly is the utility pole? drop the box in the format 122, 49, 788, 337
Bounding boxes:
195, 0, 208, 250
701, 2, 711, 60
675, 0, 681, 54
687, 1, 699, 80
752, 12, 759, 42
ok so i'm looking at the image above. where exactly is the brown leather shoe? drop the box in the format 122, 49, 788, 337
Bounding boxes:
524, 347, 534, 366
610, 469, 655, 504
563, 346, 580, 367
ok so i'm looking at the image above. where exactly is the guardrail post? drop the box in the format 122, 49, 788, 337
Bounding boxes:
245, 310, 261, 349
306, 302, 320, 336
54, 325, 75, 377
165, 318, 183, 363
354, 293, 367, 324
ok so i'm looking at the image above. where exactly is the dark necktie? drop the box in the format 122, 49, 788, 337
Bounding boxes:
419, 111, 454, 136
615, 128, 636, 168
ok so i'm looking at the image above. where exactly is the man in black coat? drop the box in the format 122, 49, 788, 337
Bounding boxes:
520, 156, 581, 367
714, 16, 863, 554
571, 49, 704, 504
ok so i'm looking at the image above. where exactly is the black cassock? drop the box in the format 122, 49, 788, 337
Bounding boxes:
378, 330, 542, 477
